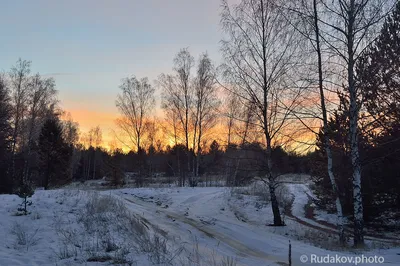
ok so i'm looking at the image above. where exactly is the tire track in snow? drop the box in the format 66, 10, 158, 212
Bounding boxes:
285, 183, 400, 245
120, 193, 291, 266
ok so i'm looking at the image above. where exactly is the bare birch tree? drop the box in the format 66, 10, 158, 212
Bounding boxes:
284, 0, 347, 244
22, 74, 57, 181
191, 53, 220, 179
9, 59, 31, 181
160, 108, 184, 186
220, 0, 305, 226
116, 76, 155, 152
315, 0, 395, 246
159, 48, 195, 182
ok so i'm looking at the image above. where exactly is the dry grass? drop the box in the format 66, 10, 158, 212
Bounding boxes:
54, 192, 180, 265
10, 222, 41, 251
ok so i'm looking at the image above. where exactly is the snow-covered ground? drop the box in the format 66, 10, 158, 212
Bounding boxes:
0, 179, 399, 265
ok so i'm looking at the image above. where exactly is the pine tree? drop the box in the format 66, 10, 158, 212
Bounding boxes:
16, 180, 34, 215
0, 77, 13, 193
357, 1, 400, 129
38, 117, 72, 189
355, 1, 400, 218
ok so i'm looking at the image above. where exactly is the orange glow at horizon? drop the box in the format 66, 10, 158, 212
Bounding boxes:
67, 109, 118, 149
67, 109, 319, 154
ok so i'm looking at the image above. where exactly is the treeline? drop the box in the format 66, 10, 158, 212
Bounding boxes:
74, 140, 310, 187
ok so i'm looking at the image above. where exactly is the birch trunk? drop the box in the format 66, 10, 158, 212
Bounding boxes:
313, 0, 345, 244
266, 139, 283, 226
347, 0, 364, 247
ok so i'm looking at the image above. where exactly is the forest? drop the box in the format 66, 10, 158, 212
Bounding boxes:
0, 0, 399, 251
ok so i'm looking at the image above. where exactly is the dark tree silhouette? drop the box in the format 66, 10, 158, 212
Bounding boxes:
356, 2, 400, 221
38, 117, 72, 189
0, 77, 13, 193
357, 1, 400, 133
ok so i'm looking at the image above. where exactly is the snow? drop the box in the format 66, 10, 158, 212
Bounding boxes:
286, 182, 347, 230
287, 183, 311, 218
0, 181, 399, 265
0, 190, 83, 265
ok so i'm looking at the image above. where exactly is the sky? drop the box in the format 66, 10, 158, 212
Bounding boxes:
0, 0, 231, 146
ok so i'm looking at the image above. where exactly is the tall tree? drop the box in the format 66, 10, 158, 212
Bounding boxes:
316, 0, 394, 246
161, 109, 184, 185
9, 59, 31, 181
0, 75, 13, 193
22, 73, 57, 181
159, 48, 195, 178
38, 117, 72, 189
356, 1, 400, 217
61, 113, 80, 181
220, 0, 305, 226
285, 0, 346, 243
314, 0, 346, 244
116, 76, 155, 152
357, 1, 400, 133
191, 53, 220, 179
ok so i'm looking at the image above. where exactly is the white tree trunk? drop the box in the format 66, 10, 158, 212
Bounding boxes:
326, 144, 345, 243
349, 90, 364, 246
312, 0, 346, 243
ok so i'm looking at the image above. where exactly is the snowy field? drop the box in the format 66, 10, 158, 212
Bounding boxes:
0, 179, 399, 265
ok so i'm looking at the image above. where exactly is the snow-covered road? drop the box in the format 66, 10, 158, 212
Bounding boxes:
117, 189, 286, 265
1, 185, 399, 265
110, 187, 400, 266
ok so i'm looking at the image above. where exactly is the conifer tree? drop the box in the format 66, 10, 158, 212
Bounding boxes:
0, 77, 13, 193
357, 1, 400, 130
38, 117, 72, 189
